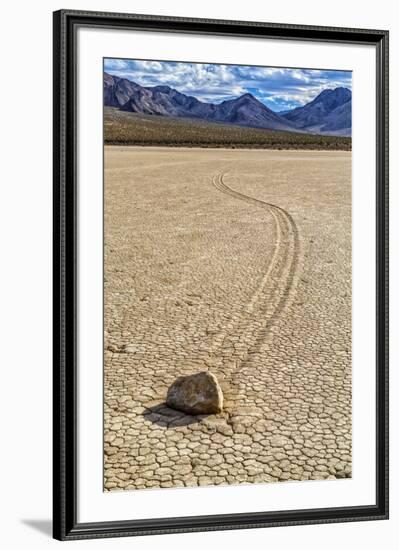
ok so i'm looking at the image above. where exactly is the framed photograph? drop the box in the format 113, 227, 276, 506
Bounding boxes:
53, 9, 389, 540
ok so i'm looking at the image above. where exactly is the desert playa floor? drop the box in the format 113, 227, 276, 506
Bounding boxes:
104, 146, 352, 491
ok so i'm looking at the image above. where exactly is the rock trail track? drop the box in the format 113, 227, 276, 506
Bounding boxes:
104, 147, 352, 491
209, 172, 301, 415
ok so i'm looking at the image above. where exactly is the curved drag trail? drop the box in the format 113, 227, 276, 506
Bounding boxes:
211, 172, 301, 402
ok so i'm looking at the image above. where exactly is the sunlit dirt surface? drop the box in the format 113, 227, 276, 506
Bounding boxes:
104, 146, 351, 491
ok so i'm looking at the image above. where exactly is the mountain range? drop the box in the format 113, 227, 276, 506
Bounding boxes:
104, 72, 352, 136
281, 87, 352, 136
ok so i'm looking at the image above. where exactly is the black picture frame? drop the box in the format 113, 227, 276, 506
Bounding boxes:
53, 9, 389, 541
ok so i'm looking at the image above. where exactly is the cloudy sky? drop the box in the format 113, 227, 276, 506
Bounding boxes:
104, 58, 352, 112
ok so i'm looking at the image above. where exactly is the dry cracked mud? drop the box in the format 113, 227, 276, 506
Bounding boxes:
104, 147, 352, 491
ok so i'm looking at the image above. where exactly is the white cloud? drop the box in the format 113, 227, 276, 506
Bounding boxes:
104, 58, 352, 111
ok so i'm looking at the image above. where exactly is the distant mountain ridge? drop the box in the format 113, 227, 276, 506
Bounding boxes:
104, 72, 351, 136
281, 87, 352, 136
104, 73, 298, 132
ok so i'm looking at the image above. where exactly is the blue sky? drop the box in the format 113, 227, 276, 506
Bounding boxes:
104, 58, 352, 112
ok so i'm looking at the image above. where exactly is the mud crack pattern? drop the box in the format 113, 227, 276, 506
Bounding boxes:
104, 147, 352, 491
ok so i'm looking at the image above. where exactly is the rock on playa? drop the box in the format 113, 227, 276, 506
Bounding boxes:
166, 371, 223, 415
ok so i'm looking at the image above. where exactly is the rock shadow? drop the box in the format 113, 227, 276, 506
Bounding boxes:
143, 402, 210, 428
